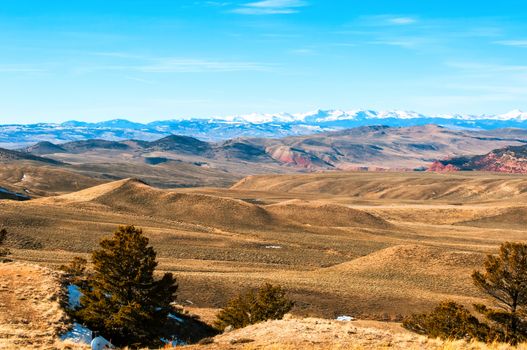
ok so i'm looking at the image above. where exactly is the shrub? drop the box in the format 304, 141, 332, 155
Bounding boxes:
0, 228, 10, 258
403, 301, 489, 341
60, 256, 87, 277
60, 256, 89, 289
74, 225, 178, 347
215, 283, 294, 331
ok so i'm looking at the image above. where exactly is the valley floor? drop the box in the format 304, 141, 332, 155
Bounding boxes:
0, 172, 526, 325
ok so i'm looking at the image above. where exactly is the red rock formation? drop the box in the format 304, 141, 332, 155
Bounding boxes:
427, 161, 460, 172
428, 145, 527, 174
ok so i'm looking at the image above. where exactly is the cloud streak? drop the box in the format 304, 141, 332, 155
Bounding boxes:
495, 40, 527, 48
138, 58, 274, 73
77, 57, 275, 74
388, 17, 417, 25
0, 64, 46, 73
232, 0, 307, 15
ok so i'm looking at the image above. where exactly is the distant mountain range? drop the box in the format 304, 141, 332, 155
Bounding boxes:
2, 109, 527, 148
18, 124, 527, 171
2, 124, 527, 199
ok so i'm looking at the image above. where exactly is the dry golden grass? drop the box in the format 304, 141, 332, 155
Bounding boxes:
2, 171, 527, 348
2, 171, 527, 319
0, 162, 104, 198
0, 262, 90, 349
231, 171, 527, 202
179, 316, 527, 350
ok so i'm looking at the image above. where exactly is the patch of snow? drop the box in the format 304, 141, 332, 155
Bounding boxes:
60, 322, 92, 344
497, 109, 527, 121
67, 284, 82, 309
265, 245, 282, 249
336, 315, 355, 321
91, 336, 114, 350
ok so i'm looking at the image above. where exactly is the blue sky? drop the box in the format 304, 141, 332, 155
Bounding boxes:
1, 0, 527, 123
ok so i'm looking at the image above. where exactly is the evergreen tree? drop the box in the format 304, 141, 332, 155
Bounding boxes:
75, 225, 177, 347
472, 242, 527, 344
215, 283, 294, 330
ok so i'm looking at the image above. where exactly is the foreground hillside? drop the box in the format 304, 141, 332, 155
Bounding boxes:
0, 262, 86, 349
0, 260, 525, 349
183, 317, 527, 350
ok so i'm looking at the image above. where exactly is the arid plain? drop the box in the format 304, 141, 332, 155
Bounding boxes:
3, 168, 527, 321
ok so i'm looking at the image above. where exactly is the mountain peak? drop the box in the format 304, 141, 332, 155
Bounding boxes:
498, 109, 527, 121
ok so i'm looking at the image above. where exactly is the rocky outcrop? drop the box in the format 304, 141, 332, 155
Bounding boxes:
428, 145, 527, 173
427, 161, 460, 172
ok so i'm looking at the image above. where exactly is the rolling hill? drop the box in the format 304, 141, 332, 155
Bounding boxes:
231, 171, 527, 202
0, 147, 61, 164
2, 171, 527, 323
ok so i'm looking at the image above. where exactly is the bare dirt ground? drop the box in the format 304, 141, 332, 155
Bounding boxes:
0, 262, 87, 349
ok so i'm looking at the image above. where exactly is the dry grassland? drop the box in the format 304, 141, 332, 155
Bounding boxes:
1, 171, 526, 320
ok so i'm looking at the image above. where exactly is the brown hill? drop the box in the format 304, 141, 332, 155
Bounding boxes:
47, 178, 276, 230
232, 172, 527, 202
0, 147, 61, 164
265, 200, 391, 229
22, 141, 67, 155
0, 164, 104, 198
459, 206, 527, 229
53, 179, 396, 231
146, 134, 212, 155
321, 244, 483, 275
60, 139, 131, 153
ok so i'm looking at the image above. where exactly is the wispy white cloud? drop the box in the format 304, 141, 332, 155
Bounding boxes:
138, 58, 274, 73
232, 0, 307, 15
357, 15, 418, 27
370, 38, 424, 48
202, 1, 232, 6
77, 57, 275, 74
123, 76, 157, 84
388, 17, 417, 25
445, 61, 527, 73
289, 48, 316, 55
494, 40, 527, 47
0, 64, 46, 73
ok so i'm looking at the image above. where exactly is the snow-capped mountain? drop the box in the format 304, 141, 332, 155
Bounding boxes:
1, 109, 527, 148
217, 109, 527, 124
